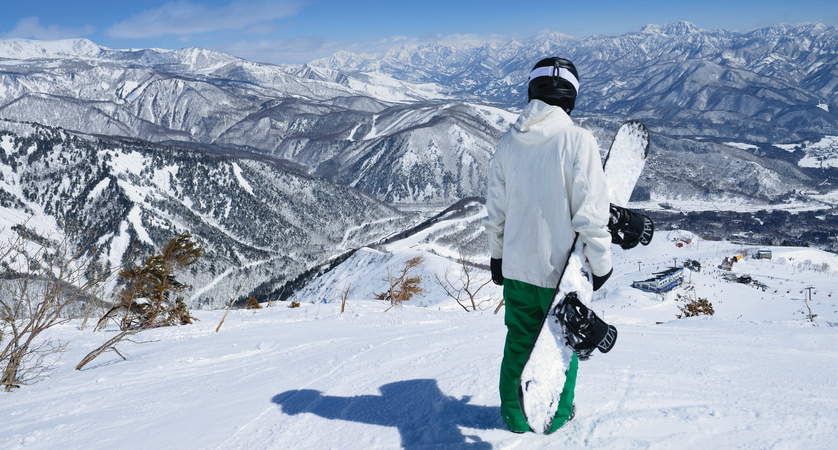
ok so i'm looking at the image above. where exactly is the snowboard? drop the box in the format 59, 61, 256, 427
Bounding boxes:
518, 120, 651, 434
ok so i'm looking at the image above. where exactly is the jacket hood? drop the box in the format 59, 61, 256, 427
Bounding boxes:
512, 99, 573, 145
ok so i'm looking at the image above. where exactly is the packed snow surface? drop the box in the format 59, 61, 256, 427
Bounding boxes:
2, 230, 838, 449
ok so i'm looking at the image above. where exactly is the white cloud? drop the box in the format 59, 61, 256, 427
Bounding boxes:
107, 0, 305, 39
2, 16, 95, 40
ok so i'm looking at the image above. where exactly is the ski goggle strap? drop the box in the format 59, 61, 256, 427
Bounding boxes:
528, 65, 580, 94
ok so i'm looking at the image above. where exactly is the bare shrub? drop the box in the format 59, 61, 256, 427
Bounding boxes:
245, 297, 262, 309
1, 228, 109, 390
375, 256, 425, 308
435, 240, 492, 312
338, 284, 351, 313
494, 299, 505, 315
675, 293, 715, 319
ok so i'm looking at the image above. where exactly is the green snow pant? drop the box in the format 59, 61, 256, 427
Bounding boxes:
500, 278, 578, 434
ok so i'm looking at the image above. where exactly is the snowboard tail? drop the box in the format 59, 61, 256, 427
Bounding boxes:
518, 120, 650, 434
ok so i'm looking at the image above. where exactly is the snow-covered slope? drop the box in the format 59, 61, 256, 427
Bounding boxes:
2, 214, 837, 448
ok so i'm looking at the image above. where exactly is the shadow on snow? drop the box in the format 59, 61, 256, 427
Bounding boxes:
272, 379, 504, 448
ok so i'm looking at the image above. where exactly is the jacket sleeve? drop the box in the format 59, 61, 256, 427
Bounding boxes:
483, 143, 506, 260
569, 133, 612, 277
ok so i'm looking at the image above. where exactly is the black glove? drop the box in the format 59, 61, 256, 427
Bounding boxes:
592, 268, 612, 291
490, 258, 504, 286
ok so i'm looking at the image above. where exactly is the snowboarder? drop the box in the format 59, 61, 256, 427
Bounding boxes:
483, 57, 614, 434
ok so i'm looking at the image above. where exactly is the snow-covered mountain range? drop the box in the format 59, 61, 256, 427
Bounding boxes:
0, 37, 509, 206
0, 121, 411, 307
1, 23, 837, 306
2, 23, 837, 209
314, 22, 838, 142
311, 22, 838, 211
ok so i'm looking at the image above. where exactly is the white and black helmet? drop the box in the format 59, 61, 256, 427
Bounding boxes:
527, 57, 580, 114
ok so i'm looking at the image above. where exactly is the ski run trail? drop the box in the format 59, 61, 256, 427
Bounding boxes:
2, 226, 838, 449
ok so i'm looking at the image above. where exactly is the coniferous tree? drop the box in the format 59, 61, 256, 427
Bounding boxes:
77, 233, 203, 371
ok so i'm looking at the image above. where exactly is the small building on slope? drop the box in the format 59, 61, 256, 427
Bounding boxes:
632, 267, 684, 293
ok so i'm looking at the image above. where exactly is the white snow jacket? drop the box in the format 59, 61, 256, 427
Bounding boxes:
484, 100, 612, 289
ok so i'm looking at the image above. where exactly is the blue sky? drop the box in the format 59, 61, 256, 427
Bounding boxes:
1, 0, 836, 64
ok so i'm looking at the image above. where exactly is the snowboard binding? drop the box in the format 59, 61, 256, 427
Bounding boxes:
553, 292, 617, 361
608, 204, 654, 249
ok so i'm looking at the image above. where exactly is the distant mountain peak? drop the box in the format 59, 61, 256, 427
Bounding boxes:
747, 22, 833, 37
640, 21, 703, 35
0, 38, 104, 60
